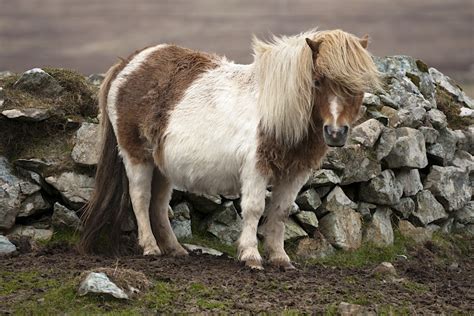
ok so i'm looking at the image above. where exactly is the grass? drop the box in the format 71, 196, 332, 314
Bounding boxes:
300, 231, 414, 268
2, 271, 232, 314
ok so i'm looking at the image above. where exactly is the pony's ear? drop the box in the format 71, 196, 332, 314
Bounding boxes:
359, 34, 369, 49
305, 38, 322, 55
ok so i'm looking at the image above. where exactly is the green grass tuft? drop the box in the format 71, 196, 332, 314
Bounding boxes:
301, 231, 414, 268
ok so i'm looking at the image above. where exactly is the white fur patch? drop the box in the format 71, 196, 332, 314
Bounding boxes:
107, 44, 168, 140
329, 96, 342, 125
162, 61, 261, 196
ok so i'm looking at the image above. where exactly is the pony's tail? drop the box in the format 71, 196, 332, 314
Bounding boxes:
78, 62, 133, 255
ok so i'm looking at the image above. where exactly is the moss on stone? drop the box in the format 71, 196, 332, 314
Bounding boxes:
435, 86, 474, 130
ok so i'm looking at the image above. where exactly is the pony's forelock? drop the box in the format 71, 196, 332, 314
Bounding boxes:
312, 29, 383, 93
253, 29, 382, 146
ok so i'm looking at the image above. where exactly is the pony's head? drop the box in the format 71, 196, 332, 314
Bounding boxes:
253, 29, 382, 147
306, 30, 382, 147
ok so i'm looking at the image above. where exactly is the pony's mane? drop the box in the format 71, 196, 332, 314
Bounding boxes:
253, 29, 382, 146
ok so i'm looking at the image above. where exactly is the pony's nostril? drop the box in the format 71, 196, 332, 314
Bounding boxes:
341, 125, 349, 135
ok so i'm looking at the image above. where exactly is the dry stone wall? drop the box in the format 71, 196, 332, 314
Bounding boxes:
0, 55, 473, 257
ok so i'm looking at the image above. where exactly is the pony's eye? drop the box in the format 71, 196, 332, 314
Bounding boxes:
314, 76, 324, 87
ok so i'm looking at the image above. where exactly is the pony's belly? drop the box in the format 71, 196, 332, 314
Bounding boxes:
161, 145, 242, 196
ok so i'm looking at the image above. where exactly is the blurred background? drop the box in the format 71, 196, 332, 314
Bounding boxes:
0, 0, 473, 93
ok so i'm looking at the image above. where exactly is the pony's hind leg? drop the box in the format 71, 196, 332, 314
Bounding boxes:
261, 173, 309, 270
237, 167, 268, 270
122, 154, 161, 255
149, 168, 188, 256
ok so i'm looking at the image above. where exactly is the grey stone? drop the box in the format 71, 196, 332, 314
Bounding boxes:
395, 169, 423, 197
17, 191, 50, 217
379, 106, 400, 127
295, 188, 321, 212
398, 220, 432, 243
363, 207, 394, 246
0, 87, 4, 108
295, 234, 335, 259
413, 190, 448, 225
384, 127, 428, 168
323, 145, 381, 185
295, 211, 318, 233
305, 169, 340, 187
374, 55, 420, 78
426, 128, 457, 165
186, 193, 222, 213
359, 170, 403, 205
453, 130, 469, 150
451, 150, 474, 172
424, 166, 471, 211
45, 172, 95, 208
0, 235, 16, 255
315, 186, 332, 198
78, 272, 128, 299
362, 93, 381, 107
367, 109, 390, 126
206, 201, 241, 245
372, 262, 397, 279
398, 107, 426, 128
183, 244, 223, 256
427, 109, 448, 130
379, 94, 398, 109
319, 208, 362, 250
172, 201, 192, 220
51, 202, 82, 230
71, 122, 100, 166
350, 119, 384, 147
8, 226, 53, 242
429, 67, 474, 109
392, 197, 415, 219
171, 202, 193, 238
13, 68, 64, 97
460, 107, 474, 118
454, 201, 473, 225
284, 218, 308, 240
322, 186, 358, 215
386, 75, 431, 110
419, 72, 437, 106
171, 219, 192, 239
0, 156, 48, 230
374, 127, 396, 160
87, 73, 105, 86
419, 126, 439, 144
1, 108, 50, 122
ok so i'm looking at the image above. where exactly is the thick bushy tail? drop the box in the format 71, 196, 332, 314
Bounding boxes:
78, 62, 133, 255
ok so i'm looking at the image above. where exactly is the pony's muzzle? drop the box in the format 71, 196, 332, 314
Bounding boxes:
323, 125, 349, 147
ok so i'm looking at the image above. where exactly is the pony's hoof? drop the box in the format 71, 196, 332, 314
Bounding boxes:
245, 259, 264, 270
270, 259, 296, 271
143, 246, 162, 256
168, 247, 189, 257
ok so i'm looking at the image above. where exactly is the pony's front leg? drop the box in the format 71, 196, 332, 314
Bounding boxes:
261, 173, 309, 270
123, 155, 161, 255
237, 169, 268, 270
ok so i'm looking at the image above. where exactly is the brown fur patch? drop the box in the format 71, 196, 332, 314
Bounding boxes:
113, 45, 219, 165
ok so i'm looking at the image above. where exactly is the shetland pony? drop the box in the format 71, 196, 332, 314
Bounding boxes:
79, 29, 381, 270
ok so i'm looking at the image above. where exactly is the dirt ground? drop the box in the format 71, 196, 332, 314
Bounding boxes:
1, 238, 473, 314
